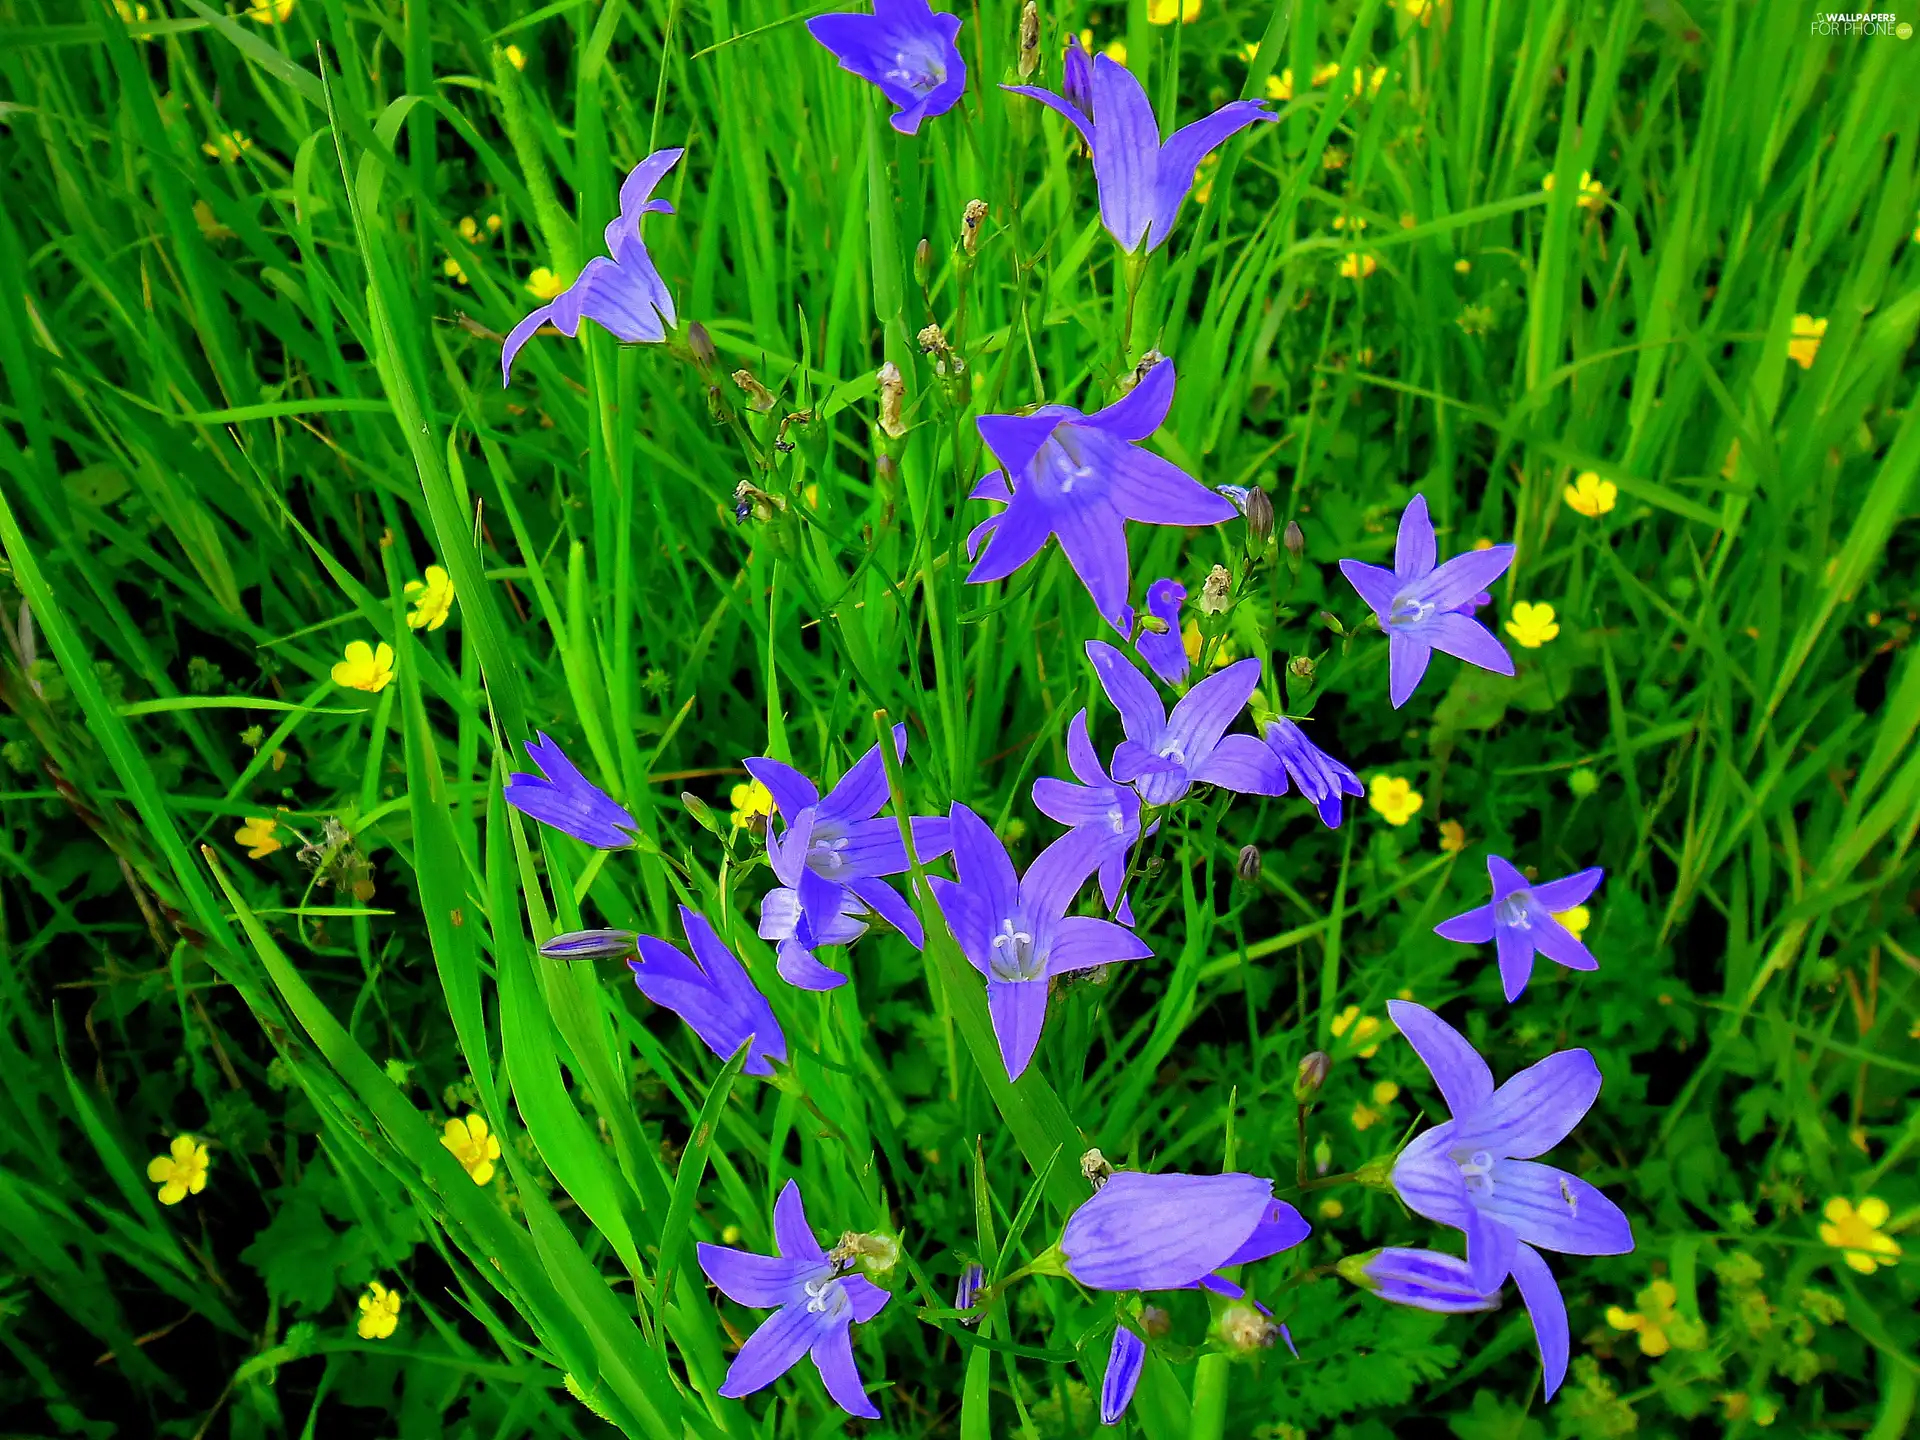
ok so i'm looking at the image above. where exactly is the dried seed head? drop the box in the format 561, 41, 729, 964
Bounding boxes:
877, 361, 908, 439
1287, 654, 1316, 684
1080, 1147, 1115, 1188
1127, 348, 1167, 392
731, 368, 777, 413
1139, 1305, 1173, 1339
1199, 564, 1233, 615
1219, 1302, 1282, 1352
1018, 1, 1040, 78
918, 322, 948, 355
961, 198, 989, 255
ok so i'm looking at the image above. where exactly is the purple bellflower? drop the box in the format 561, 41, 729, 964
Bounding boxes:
1346, 1247, 1502, 1314
1031, 710, 1144, 914
1006, 53, 1276, 254
966, 359, 1236, 634
539, 928, 638, 960
1102, 1328, 1146, 1426
930, 804, 1150, 1080
1339, 495, 1516, 708
502, 150, 682, 385
697, 1180, 890, 1418
1435, 855, 1604, 1001
1059, 1171, 1307, 1292
807, 0, 966, 137
746, 725, 952, 988
1086, 641, 1286, 805
630, 908, 787, 1076
1260, 718, 1365, 828
953, 1262, 984, 1316
1134, 577, 1189, 685
504, 734, 640, 849
1062, 38, 1095, 119
1387, 999, 1634, 1400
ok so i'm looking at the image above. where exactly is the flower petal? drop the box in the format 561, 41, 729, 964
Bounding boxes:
1362, 1248, 1503, 1314
1189, 733, 1289, 796
1001, 82, 1096, 150
1388, 632, 1433, 709
1086, 357, 1177, 441
1465, 1203, 1519, 1292
717, 1302, 828, 1399
1135, 577, 1189, 685
843, 1273, 891, 1324
1097, 438, 1239, 527
988, 977, 1051, 1080
810, 1320, 880, 1419
1065, 708, 1109, 787
966, 492, 1053, 585
846, 875, 925, 948
1415, 545, 1515, 613
696, 1243, 811, 1308
743, 757, 822, 820
1162, 657, 1262, 767
929, 876, 991, 974
502, 303, 558, 385
1511, 1243, 1571, 1401
774, 1178, 825, 1262
1495, 922, 1536, 1001
1060, 1171, 1275, 1291
1421, 612, 1515, 677
1434, 903, 1498, 945
1389, 1123, 1477, 1232
1487, 854, 1530, 899
1147, 100, 1276, 250
1101, 1328, 1146, 1425
1476, 1162, 1635, 1257
820, 724, 907, 826
976, 407, 1075, 481
1220, 1199, 1311, 1265
1458, 1050, 1602, 1159
1088, 55, 1161, 250
1529, 867, 1604, 912
1529, 913, 1597, 972
1394, 494, 1438, 581
1049, 490, 1136, 632
1021, 829, 1110, 922
1045, 915, 1153, 975
1086, 641, 1168, 745
1385, 1000, 1494, 1117
777, 938, 849, 991
949, 803, 1018, 924
1339, 559, 1400, 622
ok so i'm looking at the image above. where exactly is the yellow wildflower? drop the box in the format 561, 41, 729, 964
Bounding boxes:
1352, 1083, 1398, 1131
1146, 0, 1202, 23
1403, 0, 1437, 24
442, 255, 469, 286
1504, 601, 1560, 649
246, 0, 297, 21
1399, 211, 1417, 229
357, 1281, 402, 1340
1606, 1279, 1706, 1356
1106, 37, 1128, 64
1330, 1004, 1383, 1058
1438, 818, 1466, 854
1333, 214, 1369, 232
526, 266, 568, 301
1473, 537, 1494, 550
404, 565, 455, 631
441, 1114, 501, 1186
729, 779, 774, 831
1266, 68, 1295, 101
331, 640, 395, 694
1317, 1198, 1345, 1220
1454, 257, 1471, 273
1192, 152, 1221, 205
1542, 170, 1606, 212
1788, 314, 1826, 370
193, 199, 234, 241
146, 1135, 210, 1205
1368, 774, 1423, 826
1818, 1197, 1901, 1274
1564, 471, 1617, 518
1352, 66, 1388, 98
114, 1, 150, 22
1310, 62, 1342, 87
485, 213, 503, 234
201, 132, 253, 163
1181, 620, 1235, 670
1322, 146, 1348, 171
506, 43, 527, 70
235, 817, 282, 859
1338, 252, 1377, 280
458, 215, 480, 241
1555, 904, 1591, 938
721, 1224, 743, 1244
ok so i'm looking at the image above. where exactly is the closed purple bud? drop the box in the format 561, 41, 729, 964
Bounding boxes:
1294, 1050, 1331, 1101
1244, 486, 1275, 544
1061, 1171, 1277, 1291
687, 320, 717, 370
1236, 844, 1262, 882
1339, 1248, 1502, 1314
954, 1262, 984, 1317
1100, 1327, 1145, 1425
1062, 39, 1094, 118
1283, 519, 1305, 560
539, 928, 639, 961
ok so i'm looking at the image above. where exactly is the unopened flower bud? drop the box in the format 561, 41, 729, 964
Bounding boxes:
1139, 1304, 1172, 1339
1338, 1248, 1501, 1314
1018, 1, 1040, 78
1063, 38, 1094, 117
1218, 1302, 1282, 1353
1235, 844, 1261, 882
687, 320, 717, 371
1244, 486, 1275, 545
731, 368, 776, 413
1287, 654, 1316, 687
877, 361, 908, 439
1135, 612, 1171, 636
1283, 519, 1305, 561
1569, 767, 1599, 798
914, 236, 933, 287
1354, 1152, 1399, 1192
954, 1262, 984, 1318
832, 1230, 901, 1282
1313, 1135, 1333, 1175
1199, 564, 1232, 615
539, 929, 638, 961
1293, 1050, 1331, 1102
1080, 1147, 1114, 1188
961, 198, 989, 255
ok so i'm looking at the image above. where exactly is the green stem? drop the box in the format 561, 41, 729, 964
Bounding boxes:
1189, 1353, 1231, 1440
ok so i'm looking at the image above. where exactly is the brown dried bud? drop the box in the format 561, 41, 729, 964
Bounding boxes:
917, 322, 948, 354
1294, 1050, 1331, 1102
1244, 486, 1275, 544
961, 198, 989, 255
1287, 654, 1316, 684
1125, 348, 1167, 392
1199, 564, 1232, 615
1284, 518, 1305, 563
1018, 2, 1040, 78
1235, 844, 1261, 882
1080, 1147, 1115, 1188
1218, 1302, 1284, 1353
877, 361, 908, 439
687, 320, 717, 370
731, 368, 777, 413
1140, 1305, 1173, 1339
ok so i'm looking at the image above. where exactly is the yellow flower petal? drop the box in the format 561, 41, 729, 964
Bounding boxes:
1504, 601, 1560, 649
1368, 775, 1423, 826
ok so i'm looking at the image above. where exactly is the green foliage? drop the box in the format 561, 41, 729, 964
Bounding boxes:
1, 0, 1916, 1436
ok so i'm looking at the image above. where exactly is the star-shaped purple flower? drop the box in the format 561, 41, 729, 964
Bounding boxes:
504, 733, 639, 849
746, 725, 952, 989
1435, 856, 1604, 1001
807, 0, 967, 136
965, 359, 1235, 634
696, 1180, 891, 1418
930, 804, 1149, 1080
1134, 577, 1189, 686
1387, 999, 1634, 1400
1338, 495, 1516, 708
502, 150, 682, 385
1005, 53, 1276, 253
1260, 718, 1364, 828
1031, 709, 1144, 914
1086, 641, 1286, 805
629, 907, 787, 1076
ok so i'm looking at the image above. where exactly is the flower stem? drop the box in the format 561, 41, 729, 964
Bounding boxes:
1189, 1353, 1232, 1440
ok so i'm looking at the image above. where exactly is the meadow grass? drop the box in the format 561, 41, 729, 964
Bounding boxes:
0, 0, 1916, 1436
